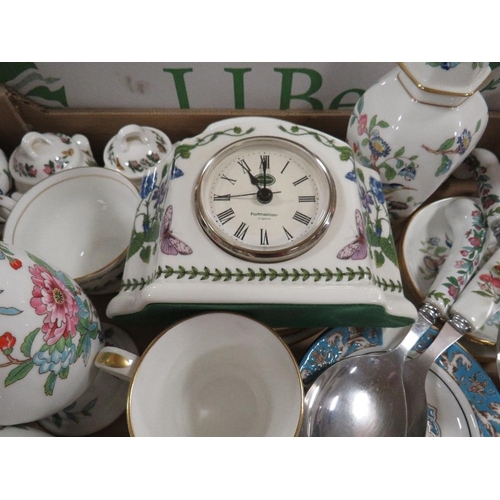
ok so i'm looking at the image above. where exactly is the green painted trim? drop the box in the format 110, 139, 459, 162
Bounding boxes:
121, 265, 403, 293
110, 303, 414, 330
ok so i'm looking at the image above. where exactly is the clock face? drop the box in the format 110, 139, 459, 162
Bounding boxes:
194, 136, 336, 262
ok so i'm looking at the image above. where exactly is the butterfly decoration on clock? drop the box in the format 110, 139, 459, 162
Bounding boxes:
337, 209, 367, 261
160, 205, 193, 256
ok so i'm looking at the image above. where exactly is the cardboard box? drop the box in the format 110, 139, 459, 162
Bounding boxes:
1, 84, 498, 436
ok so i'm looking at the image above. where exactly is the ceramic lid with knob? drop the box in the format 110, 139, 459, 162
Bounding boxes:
8, 132, 97, 195
103, 124, 173, 188
399, 62, 491, 96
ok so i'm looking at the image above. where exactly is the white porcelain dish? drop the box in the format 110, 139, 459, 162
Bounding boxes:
300, 326, 500, 437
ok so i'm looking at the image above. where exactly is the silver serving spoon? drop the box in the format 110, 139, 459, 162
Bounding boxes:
404, 245, 500, 436
300, 197, 487, 437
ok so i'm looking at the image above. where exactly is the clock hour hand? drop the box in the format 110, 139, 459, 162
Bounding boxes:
240, 163, 260, 188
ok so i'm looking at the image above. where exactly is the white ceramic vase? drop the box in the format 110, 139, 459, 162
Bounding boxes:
346, 62, 490, 223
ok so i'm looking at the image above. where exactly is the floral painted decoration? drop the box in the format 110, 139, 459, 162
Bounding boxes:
426, 204, 487, 308
0, 252, 101, 396
127, 126, 255, 265
349, 95, 483, 220
472, 262, 500, 304
107, 130, 169, 173
418, 234, 452, 282
12, 160, 37, 178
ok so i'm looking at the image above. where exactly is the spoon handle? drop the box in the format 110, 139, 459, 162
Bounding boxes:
421, 196, 488, 319
397, 197, 488, 357
404, 245, 500, 437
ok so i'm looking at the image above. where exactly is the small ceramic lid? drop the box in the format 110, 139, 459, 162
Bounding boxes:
103, 124, 172, 185
8, 132, 94, 194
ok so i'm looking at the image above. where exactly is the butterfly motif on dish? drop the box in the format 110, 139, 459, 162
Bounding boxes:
336, 209, 367, 260
160, 205, 193, 256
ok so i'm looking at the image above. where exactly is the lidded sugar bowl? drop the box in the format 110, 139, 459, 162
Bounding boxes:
8, 131, 97, 196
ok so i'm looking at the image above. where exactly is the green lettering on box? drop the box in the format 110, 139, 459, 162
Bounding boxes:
274, 68, 323, 110
162, 68, 193, 109
329, 88, 365, 109
224, 68, 252, 109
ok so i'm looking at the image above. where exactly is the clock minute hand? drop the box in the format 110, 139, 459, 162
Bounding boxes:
216, 191, 282, 200
261, 155, 269, 189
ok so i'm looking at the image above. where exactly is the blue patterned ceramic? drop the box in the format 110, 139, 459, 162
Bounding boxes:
300, 326, 500, 437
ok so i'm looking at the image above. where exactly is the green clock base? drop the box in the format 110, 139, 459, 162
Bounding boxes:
110, 302, 414, 331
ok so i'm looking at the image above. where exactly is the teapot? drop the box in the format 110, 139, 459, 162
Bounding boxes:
0, 241, 104, 425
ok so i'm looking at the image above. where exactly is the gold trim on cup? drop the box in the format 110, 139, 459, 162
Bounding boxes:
126, 311, 304, 437
96, 351, 134, 369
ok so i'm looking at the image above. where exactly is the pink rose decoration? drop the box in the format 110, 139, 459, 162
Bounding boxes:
357, 114, 368, 136
448, 285, 459, 299
29, 265, 79, 346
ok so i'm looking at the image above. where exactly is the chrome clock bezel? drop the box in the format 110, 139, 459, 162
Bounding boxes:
194, 136, 336, 263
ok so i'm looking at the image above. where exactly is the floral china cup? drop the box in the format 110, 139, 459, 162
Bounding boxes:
0, 149, 12, 196
8, 131, 97, 198
346, 62, 490, 223
103, 124, 172, 189
0, 242, 104, 426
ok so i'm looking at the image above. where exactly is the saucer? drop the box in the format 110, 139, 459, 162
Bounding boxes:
0, 425, 52, 437
38, 323, 138, 436
398, 196, 498, 345
299, 326, 500, 437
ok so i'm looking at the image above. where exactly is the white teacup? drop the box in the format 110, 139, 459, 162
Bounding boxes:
9, 132, 98, 198
103, 124, 172, 189
0, 167, 141, 294
95, 312, 304, 437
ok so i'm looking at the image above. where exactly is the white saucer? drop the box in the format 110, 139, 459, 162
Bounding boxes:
38, 323, 137, 436
0, 425, 52, 437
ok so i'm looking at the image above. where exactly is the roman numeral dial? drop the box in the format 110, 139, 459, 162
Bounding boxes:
195, 136, 336, 262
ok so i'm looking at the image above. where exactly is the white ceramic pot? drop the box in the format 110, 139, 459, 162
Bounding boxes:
8, 132, 97, 197
0, 242, 104, 426
346, 63, 490, 223
103, 124, 172, 189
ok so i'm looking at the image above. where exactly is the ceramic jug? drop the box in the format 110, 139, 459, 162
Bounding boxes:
8, 131, 97, 197
346, 62, 491, 223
